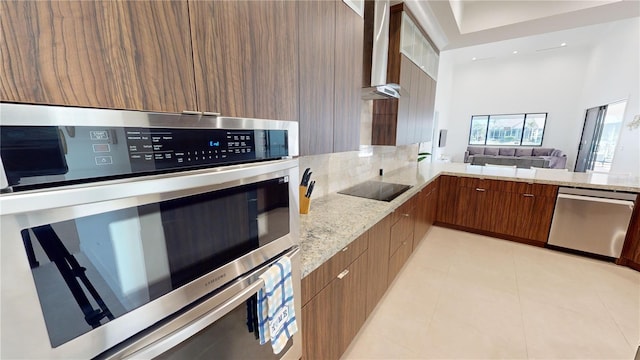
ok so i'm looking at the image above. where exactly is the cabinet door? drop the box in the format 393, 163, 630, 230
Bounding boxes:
1, 0, 196, 112
333, 0, 364, 152
388, 232, 413, 285
302, 253, 367, 360
365, 215, 392, 316
190, 1, 298, 120
298, 0, 335, 155
302, 276, 341, 360
337, 254, 368, 355
395, 55, 414, 145
436, 175, 458, 224
414, 189, 429, 246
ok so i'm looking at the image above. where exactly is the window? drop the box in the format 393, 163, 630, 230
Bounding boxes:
468, 113, 547, 146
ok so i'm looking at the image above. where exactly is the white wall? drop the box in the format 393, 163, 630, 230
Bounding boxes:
581, 18, 640, 176
434, 17, 640, 173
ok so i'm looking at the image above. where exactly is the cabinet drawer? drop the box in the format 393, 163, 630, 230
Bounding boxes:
392, 197, 415, 224
301, 231, 369, 305
390, 214, 413, 256
387, 233, 413, 285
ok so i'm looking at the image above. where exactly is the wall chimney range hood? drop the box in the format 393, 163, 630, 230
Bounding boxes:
362, 0, 402, 100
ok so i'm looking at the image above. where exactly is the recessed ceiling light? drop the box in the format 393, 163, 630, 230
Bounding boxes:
560, 42, 567, 47
472, 57, 477, 61
513, 50, 519, 54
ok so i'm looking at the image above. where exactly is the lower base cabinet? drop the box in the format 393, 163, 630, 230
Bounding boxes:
436, 175, 558, 245
301, 234, 368, 360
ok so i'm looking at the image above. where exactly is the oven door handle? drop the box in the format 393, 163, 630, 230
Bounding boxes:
125, 278, 265, 359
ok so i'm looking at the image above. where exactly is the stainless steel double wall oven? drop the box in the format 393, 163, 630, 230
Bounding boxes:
0, 103, 302, 359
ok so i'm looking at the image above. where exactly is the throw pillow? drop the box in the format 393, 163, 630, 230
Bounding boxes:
484, 148, 499, 156
498, 148, 516, 156
532, 148, 552, 156
551, 149, 564, 157
515, 148, 533, 157
467, 146, 485, 155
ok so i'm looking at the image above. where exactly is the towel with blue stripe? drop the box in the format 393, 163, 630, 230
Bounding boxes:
257, 255, 298, 354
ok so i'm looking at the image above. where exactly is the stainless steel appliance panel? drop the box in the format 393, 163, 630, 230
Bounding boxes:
1, 158, 300, 359
99, 248, 302, 360
548, 187, 636, 258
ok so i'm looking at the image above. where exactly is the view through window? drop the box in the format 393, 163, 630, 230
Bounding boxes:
469, 113, 547, 146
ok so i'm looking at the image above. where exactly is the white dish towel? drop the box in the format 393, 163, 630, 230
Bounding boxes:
257, 255, 298, 354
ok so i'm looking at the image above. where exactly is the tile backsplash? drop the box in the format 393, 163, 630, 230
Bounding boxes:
298, 144, 418, 198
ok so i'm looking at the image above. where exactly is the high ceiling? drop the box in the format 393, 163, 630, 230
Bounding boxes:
402, 0, 640, 51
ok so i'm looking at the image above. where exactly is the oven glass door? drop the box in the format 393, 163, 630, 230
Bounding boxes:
20, 176, 290, 348
156, 295, 292, 360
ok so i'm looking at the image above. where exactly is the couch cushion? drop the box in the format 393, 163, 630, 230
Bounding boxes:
532, 148, 553, 156
515, 148, 533, 157
498, 148, 516, 156
467, 146, 485, 155
484, 148, 499, 156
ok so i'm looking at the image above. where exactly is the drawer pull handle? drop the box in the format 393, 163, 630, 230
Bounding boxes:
337, 269, 350, 279
342, 247, 349, 252
523, 193, 534, 197
475, 188, 486, 192
402, 213, 410, 217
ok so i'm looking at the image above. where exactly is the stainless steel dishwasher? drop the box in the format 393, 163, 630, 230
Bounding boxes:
548, 187, 636, 259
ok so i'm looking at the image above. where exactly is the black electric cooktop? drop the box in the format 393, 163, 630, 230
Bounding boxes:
338, 181, 411, 202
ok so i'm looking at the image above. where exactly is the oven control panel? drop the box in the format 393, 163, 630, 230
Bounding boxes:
0, 125, 288, 190
125, 128, 282, 171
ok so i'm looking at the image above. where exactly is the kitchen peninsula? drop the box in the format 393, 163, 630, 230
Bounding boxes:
298, 161, 640, 360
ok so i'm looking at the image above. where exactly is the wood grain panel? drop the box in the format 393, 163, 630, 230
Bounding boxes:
387, 232, 413, 285
302, 278, 341, 360
365, 214, 392, 316
371, 114, 397, 145
619, 194, 640, 267
334, 1, 364, 152
337, 254, 368, 356
386, 5, 403, 84
301, 231, 368, 306
436, 175, 459, 224
302, 251, 368, 360
298, 0, 335, 155
1, 0, 196, 112
190, 1, 298, 120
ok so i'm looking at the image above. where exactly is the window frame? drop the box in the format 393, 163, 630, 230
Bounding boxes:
468, 112, 547, 146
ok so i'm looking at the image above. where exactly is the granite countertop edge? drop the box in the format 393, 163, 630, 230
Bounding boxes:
298, 163, 640, 278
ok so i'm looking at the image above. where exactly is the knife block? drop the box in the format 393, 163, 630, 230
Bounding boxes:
299, 186, 311, 214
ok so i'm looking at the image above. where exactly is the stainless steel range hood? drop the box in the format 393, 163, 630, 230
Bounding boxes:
362, 0, 402, 100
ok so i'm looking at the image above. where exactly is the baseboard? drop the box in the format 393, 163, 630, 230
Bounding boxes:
433, 222, 546, 247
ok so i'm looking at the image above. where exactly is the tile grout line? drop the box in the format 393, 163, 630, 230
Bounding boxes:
512, 247, 531, 360
593, 286, 636, 349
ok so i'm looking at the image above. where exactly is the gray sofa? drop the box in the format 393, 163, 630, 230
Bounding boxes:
464, 146, 567, 169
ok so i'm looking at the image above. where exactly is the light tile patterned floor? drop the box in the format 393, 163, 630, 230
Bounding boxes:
342, 226, 640, 359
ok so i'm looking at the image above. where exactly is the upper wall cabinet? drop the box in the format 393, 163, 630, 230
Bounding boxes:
0, 0, 197, 113
189, 1, 298, 121
298, 0, 363, 155
371, 3, 437, 146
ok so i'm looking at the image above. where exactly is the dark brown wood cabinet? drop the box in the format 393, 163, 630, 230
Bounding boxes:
301, 232, 369, 360
189, 0, 298, 121
1, 0, 196, 113
414, 179, 439, 247
298, 0, 363, 155
365, 215, 392, 316
618, 194, 640, 271
298, 0, 335, 155
436, 175, 459, 224
388, 194, 417, 284
435, 175, 558, 246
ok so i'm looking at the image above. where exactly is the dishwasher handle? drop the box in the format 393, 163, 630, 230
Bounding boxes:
557, 193, 635, 208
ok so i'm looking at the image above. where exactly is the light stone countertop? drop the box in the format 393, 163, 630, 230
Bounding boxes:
299, 162, 640, 277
